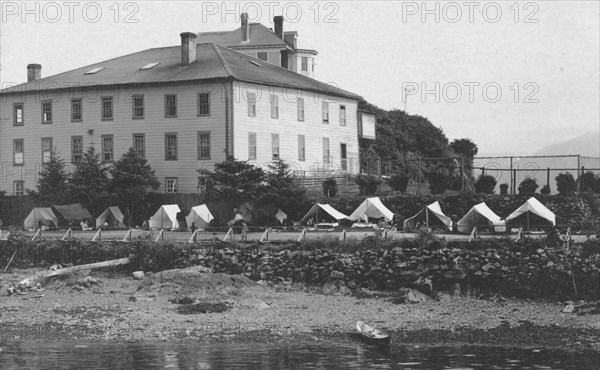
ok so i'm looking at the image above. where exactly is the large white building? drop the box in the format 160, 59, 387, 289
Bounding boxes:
0, 16, 371, 194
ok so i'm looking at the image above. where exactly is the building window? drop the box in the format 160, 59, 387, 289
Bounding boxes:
71, 136, 83, 163
14, 181, 24, 196
248, 132, 257, 160
197, 93, 210, 116
101, 97, 113, 120
132, 95, 144, 119
272, 133, 280, 160
247, 92, 256, 117
323, 137, 330, 164
322, 102, 329, 124
13, 139, 24, 165
270, 94, 279, 119
14, 103, 24, 125
164, 94, 177, 118
301, 56, 308, 71
165, 133, 177, 160
102, 135, 114, 162
339, 105, 346, 126
257, 52, 268, 61
297, 98, 304, 121
71, 98, 82, 122
42, 101, 52, 123
133, 134, 145, 158
197, 132, 211, 160
41, 137, 53, 163
298, 135, 305, 161
165, 178, 178, 193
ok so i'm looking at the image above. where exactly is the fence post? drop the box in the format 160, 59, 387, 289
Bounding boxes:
154, 229, 164, 242
61, 228, 72, 241
92, 228, 102, 242
340, 229, 347, 242
222, 227, 233, 242
188, 229, 199, 243
297, 228, 306, 242
468, 227, 478, 242
122, 228, 133, 242
260, 228, 270, 243
31, 228, 42, 241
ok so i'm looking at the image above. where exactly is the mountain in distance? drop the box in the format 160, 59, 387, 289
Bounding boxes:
532, 131, 600, 157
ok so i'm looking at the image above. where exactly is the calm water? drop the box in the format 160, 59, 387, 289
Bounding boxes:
1, 342, 599, 369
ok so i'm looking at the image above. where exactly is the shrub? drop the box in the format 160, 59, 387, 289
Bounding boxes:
388, 174, 409, 193
322, 178, 338, 198
474, 175, 497, 194
579, 172, 599, 193
540, 184, 551, 195
355, 174, 381, 195
556, 172, 576, 196
518, 177, 538, 196
426, 170, 449, 195
500, 183, 509, 196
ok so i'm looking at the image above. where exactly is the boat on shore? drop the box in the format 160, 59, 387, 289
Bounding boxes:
356, 321, 391, 345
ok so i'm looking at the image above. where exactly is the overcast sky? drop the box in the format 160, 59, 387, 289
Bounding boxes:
1, 1, 598, 156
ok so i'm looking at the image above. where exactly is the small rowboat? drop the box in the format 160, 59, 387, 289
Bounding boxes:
356, 321, 391, 345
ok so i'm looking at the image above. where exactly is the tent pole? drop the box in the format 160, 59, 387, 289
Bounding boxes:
425, 208, 429, 228
527, 212, 530, 232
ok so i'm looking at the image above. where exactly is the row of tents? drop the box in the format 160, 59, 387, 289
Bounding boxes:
24, 204, 126, 229
22, 196, 557, 232
23, 204, 216, 230
297, 197, 556, 232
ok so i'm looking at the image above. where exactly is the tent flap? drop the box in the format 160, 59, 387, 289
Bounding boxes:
186, 204, 214, 229
506, 197, 556, 226
149, 204, 181, 229
348, 197, 394, 222
24, 208, 58, 229
457, 202, 501, 233
403, 201, 453, 230
96, 206, 126, 228
52, 203, 92, 222
299, 203, 348, 224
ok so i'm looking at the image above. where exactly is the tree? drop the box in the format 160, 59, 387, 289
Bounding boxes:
322, 178, 338, 197
500, 183, 509, 196
36, 155, 70, 204
355, 174, 381, 195
518, 177, 538, 196
540, 185, 551, 195
199, 157, 265, 206
388, 173, 409, 193
556, 173, 576, 196
71, 146, 111, 215
109, 148, 159, 226
259, 160, 308, 220
474, 174, 497, 194
450, 138, 478, 159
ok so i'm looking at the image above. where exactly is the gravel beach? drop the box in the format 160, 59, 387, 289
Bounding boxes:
1, 268, 599, 351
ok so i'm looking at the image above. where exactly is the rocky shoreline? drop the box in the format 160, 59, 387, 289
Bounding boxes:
1, 268, 599, 351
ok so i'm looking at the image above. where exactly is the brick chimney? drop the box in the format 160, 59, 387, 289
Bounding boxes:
274, 16, 283, 39
241, 13, 249, 42
180, 32, 197, 66
27, 64, 41, 82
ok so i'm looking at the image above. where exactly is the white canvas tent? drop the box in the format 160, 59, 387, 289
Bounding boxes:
505, 197, 556, 228
299, 203, 348, 224
24, 208, 58, 229
186, 205, 214, 229
96, 206, 126, 228
457, 202, 505, 233
348, 197, 394, 222
149, 204, 181, 229
403, 201, 453, 230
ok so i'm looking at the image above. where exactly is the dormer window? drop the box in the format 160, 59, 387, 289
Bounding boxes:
257, 52, 268, 62
140, 62, 160, 70
85, 67, 104, 75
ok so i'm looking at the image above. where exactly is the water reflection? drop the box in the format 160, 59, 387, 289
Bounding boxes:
0, 342, 598, 369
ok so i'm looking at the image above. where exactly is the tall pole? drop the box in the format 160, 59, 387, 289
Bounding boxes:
417, 157, 422, 195
510, 157, 514, 195
577, 155, 581, 194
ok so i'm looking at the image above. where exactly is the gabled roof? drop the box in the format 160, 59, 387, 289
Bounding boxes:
196, 23, 290, 49
1, 43, 360, 100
